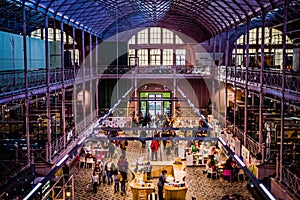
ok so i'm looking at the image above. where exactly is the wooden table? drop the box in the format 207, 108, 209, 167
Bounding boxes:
130, 182, 155, 200
129, 171, 155, 200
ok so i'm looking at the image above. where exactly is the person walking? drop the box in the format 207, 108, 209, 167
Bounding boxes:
157, 170, 168, 200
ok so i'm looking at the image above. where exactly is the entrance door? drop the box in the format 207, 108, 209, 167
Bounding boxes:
148, 94, 162, 118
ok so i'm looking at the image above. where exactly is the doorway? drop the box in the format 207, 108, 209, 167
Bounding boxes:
139, 91, 171, 119
148, 94, 162, 118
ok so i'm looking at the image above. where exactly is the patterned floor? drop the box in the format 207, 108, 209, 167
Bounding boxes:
71, 140, 261, 200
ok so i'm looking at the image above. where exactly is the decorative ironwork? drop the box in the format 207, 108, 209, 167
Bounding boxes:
234, 125, 244, 144
225, 67, 300, 99
246, 135, 260, 156
50, 135, 65, 162
281, 165, 300, 198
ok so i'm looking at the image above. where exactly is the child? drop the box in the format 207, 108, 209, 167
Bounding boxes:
92, 171, 99, 193
101, 163, 107, 184
113, 169, 120, 193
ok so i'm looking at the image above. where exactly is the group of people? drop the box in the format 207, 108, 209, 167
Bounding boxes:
90, 155, 129, 195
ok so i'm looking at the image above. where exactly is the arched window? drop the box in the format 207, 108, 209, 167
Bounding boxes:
31, 28, 79, 65
233, 28, 293, 69
128, 27, 185, 66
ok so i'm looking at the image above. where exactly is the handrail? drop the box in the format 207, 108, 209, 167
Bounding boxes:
281, 165, 300, 199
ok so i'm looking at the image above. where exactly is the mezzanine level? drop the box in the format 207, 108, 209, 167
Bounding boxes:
1, 65, 300, 104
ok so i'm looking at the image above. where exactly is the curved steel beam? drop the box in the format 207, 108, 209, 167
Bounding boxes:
169, 1, 218, 35
231, 0, 248, 20
213, 1, 239, 27
218, 0, 243, 23
201, 5, 229, 33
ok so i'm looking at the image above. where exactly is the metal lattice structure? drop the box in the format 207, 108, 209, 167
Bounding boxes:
1, 0, 297, 42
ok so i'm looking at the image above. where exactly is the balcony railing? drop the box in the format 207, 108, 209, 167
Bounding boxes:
2, 66, 300, 100
225, 66, 300, 97
281, 165, 300, 198
0, 68, 76, 98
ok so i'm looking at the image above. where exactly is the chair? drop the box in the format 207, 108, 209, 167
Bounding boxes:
86, 157, 95, 170
238, 168, 245, 182
197, 155, 205, 165
207, 167, 217, 179
79, 156, 86, 169
223, 169, 232, 183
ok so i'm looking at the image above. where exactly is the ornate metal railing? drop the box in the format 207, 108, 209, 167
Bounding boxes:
233, 125, 244, 144
111, 108, 128, 117
86, 113, 92, 125
281, 165, 300, 198
225, 66, 300, 96
0, 68, 76, 98
245, 134, 260, 156
50, 135, 65, 162
32, 147, 48, 163
76, 120, 85, 135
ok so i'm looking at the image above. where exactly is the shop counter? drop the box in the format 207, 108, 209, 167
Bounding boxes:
164, 162, 187, 200
164, 184, 188, 200
129, 161, 188, 200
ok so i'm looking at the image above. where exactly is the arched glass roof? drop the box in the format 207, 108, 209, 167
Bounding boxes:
0, 0, 297, 42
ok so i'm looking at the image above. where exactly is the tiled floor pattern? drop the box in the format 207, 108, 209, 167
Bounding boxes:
72, 140, 259, 200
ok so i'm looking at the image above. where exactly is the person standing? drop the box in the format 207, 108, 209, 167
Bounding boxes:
91, 171, 99, 193
157, 170, 168, 200
113, 169, 120, 193
94, 163, 102, 186
150, 138, 159, 161
145, 161, 152, 180
120, 170, 127, 195
173, 140, 179, 157
106, 159, 114, 185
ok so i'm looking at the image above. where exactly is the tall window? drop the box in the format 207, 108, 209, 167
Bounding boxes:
175, 35, 183, 44
163, 29, 173, 44
129, 35, 136, 44
150, 28, 161, 44
163, 49, 173, 65
138, 49, 148, 66
129, 27, 185, 65
128, 49, 136, 66
31, 28, 79, 65
31, 28, 75, 44
138, 29, 148, 44
150, 49, 161, 65
233, 28, 293, 68
176, 49, 186, 65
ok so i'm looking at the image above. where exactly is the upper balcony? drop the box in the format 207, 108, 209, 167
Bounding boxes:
221, 66, 300, 102
1, 65, 300, 103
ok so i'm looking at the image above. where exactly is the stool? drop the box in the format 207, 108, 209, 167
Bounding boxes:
139, 190, 147, 200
